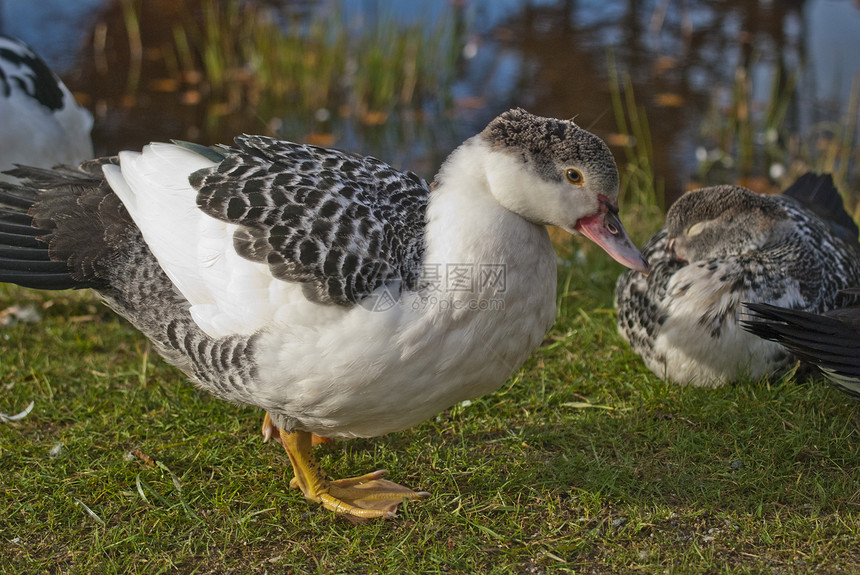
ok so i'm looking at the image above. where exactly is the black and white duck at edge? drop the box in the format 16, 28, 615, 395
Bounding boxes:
0, 35, 93, 181
0, 108, 647, 519
615, 173, 860, 387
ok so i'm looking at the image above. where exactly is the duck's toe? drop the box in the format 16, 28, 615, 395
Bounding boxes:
280, 428, 427, 519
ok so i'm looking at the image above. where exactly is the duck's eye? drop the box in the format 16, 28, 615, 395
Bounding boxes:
686, 221, 706, 237
565, 168, 583, 185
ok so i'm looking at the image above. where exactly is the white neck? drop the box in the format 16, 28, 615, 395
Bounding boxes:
424, 137, 552, 268
419, 136, 558, 344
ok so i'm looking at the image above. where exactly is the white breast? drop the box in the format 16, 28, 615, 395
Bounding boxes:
252, 162, 558, 438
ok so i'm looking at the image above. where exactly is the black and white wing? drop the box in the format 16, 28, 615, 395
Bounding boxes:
782, 172, 859, 244
192, 136, 428, 306
614, 228, 682, 362
103, 136, 429, 338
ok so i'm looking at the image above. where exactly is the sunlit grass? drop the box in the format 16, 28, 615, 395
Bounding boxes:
3, 244, 860, 573
607, 54, 666, 247
608, 52, 665, 215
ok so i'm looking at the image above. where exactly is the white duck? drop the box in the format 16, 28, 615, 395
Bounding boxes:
0, 35, 93, 180
0, 108, 647, 519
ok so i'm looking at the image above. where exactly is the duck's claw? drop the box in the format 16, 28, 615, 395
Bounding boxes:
280, 429, 428, 519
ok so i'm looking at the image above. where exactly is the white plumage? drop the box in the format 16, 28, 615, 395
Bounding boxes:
0, 35, 93, 179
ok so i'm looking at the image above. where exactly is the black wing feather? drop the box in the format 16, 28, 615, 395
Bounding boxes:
743, 301, 860, 398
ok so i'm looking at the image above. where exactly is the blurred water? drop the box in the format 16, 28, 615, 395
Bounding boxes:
1, 0, 859, 201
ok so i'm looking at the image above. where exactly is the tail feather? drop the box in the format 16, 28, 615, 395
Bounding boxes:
0, 209, 34, 226
0, 159, 123, 291
0, 245, 53, 260
0, 257, 69, 273
0, 217, 43, 237
0, 229, 42, 248
742, 301, 860, 397
0, 269, 78, 290
0, 187, 37, 210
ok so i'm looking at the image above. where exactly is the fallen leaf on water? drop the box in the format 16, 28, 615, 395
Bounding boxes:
654, 92, 684, 107
149, 78, 180, 92
306, 132, 336, 147
605, 133, 636, 147
361, 110, 389, 126
181, 90, 202, 105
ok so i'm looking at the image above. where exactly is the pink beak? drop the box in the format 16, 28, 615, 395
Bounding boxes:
573, 196, 649, 275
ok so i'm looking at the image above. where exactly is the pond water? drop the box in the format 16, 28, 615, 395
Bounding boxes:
2, 0, 859, 205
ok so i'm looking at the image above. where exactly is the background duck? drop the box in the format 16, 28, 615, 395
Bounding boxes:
615, 173, 860, 386
0, 35, 93, 181
0, 109, 647, 519
743, 288, 860, 399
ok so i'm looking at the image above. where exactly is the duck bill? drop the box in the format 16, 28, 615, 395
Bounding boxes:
572, 211, 650, 275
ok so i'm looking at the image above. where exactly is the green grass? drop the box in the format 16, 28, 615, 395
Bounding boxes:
2, 243, 859, 574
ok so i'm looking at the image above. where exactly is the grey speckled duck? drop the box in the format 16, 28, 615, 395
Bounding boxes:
615, 173, 860, 386
743, 288, 860, 399
0, 108, 648, 520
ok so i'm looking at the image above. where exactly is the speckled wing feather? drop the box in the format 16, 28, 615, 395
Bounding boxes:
0, 36, 65, 111
0, 35, 93, 175
614, 229, 683, 357
191, 136, 429, 306
782, 172, 859, 243
769, 195, 860, 310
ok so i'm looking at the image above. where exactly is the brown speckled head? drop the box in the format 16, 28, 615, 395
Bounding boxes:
480, 108, 619, 197
666, 185, 789, 262
473, 108, 647, 273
